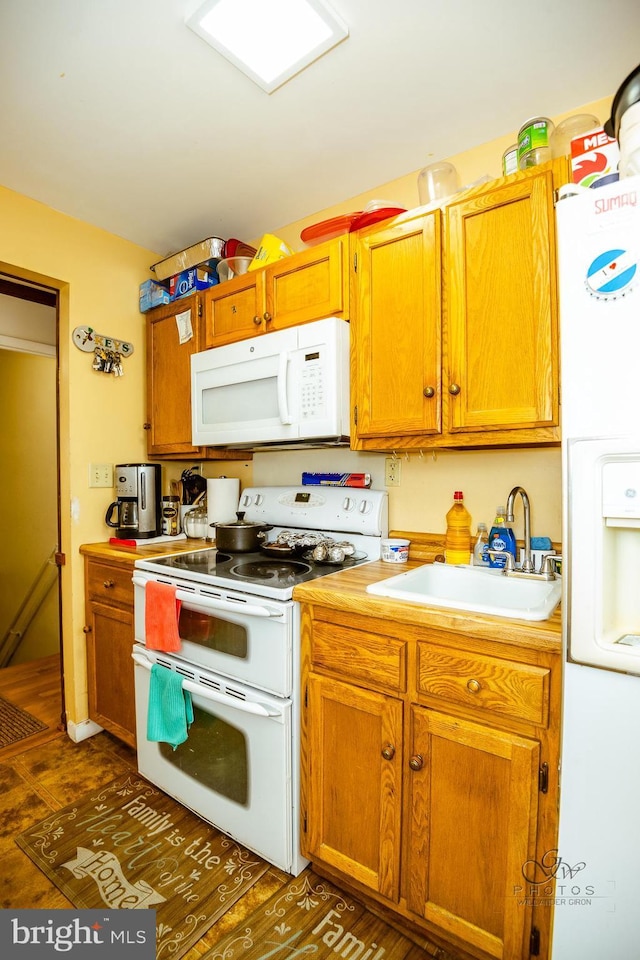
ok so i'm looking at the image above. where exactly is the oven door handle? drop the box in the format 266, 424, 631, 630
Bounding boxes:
132, 577, 284, 618
132, 652, 282, 717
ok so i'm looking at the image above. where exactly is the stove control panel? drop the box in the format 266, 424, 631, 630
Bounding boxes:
239, 486, 388, 537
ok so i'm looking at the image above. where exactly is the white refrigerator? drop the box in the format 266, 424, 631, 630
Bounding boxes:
553, 174, 640, 958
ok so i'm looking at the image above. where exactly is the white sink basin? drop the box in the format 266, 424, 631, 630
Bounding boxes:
366, 563, 562, 621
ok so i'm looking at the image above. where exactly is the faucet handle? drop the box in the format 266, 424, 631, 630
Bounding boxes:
486, 550, 515, 573
542, 555, 563, 578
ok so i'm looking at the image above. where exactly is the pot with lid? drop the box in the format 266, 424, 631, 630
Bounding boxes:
210, 512, 272, 552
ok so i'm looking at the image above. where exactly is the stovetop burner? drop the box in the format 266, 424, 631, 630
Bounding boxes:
230, 559, 313, 586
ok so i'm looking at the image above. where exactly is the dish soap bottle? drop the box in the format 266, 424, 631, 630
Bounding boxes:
488, 506, 517, 568
473, 522, 489, 565
445, 491, 472, 565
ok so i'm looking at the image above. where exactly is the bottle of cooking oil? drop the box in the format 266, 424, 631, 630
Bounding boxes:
444, 491, 472, 565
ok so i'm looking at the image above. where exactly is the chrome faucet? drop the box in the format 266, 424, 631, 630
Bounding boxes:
506, 485, 534, 574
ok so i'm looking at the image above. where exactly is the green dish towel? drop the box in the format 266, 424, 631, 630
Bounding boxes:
147, 664, 194, 750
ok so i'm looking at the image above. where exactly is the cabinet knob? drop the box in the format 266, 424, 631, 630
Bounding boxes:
423, 386, 435, 398
448, 383, 461, 396
103, 579, 115, 589
83, 625, 92, 634
381, 744, 396, 761
409, 754, 424, 771
143, 422, 151, 430
263, 312, 272, 323
253, 315, 262, 325
466, 678, 482, 694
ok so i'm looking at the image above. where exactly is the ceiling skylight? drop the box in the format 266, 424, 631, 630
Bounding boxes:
185, 0, 349, 94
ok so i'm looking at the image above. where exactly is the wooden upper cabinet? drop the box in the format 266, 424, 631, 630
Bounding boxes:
146, 294, 204, 457
204, 270, 265, 347
444, 163, 561, 435
351, 210, 442, 440
203, 236, 349, 347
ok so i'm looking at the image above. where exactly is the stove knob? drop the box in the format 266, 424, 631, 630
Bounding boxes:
359, 500, 373, 514
254, 494, 264, 506
342, 497, 355, 511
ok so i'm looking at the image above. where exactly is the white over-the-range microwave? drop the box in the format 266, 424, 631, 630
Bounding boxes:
191, 316, 351, 448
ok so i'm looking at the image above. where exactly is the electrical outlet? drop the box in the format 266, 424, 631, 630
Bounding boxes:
385, 457, 401, 487
89, 463, 113, 488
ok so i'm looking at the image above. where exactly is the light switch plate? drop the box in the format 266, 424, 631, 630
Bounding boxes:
89, 463, 113, 488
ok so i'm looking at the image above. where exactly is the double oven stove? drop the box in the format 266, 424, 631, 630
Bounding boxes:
132, 485, 388, 875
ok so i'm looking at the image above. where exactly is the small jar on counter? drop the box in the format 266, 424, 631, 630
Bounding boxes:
161, 495, 181, 536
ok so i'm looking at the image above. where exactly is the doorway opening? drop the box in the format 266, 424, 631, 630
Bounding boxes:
0, 274, 62, 708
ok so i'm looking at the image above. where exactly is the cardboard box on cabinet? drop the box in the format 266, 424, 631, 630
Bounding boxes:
139, 279, 171, 312
168, 259, 220, 301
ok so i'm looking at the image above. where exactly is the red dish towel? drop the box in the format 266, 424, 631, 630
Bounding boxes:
145, 581, 182, 652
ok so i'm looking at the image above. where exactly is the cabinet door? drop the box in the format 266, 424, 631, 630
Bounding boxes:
146, 295, 203, 456
266, 236, 349, 329
406, 706, 540, 959
306, 674, 403, 900
204, 271, 266, 346
351, 210, 441, 441
444, 167, 559, 433
86, 601, 136, 747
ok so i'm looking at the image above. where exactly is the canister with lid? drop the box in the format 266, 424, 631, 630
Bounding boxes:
517, 116, 555, 170
161, 495, 181, 536
502, 143, 519, 176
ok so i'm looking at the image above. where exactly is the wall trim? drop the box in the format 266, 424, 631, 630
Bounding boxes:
66, 717, 103, 743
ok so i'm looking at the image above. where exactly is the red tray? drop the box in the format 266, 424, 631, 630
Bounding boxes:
349, 207, 407, 231
300, 213, 362, 246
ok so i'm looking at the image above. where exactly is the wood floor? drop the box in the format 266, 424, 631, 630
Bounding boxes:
0, 656, 468, 960
0, 653, 65, 761
0, 655, 291, 959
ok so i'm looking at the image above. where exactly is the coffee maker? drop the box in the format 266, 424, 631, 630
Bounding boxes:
105, 463, 161, 539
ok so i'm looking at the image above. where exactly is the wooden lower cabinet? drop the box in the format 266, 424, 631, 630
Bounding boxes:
406, 707, 539, 959
83, 555, 136, 747
307, 675, 403, 900
301, 603, 559, 960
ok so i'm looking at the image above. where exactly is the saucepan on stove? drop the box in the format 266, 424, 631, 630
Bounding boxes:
210, 512, 272, 552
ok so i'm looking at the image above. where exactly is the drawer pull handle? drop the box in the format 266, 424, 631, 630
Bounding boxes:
409, 754, 424, 771
381, 744, 396, 761
466, 678, 482, 694
103, 579, 115, 588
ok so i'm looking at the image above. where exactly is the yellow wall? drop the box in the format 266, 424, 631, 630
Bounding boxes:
0, 93, 611, 727
0, 186, 158, 724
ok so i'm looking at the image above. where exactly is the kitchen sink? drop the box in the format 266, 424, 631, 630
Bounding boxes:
366, 562, 562, 621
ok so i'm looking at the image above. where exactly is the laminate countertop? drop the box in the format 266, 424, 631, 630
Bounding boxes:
80, 538, 212, 565
293, 558, 561, 655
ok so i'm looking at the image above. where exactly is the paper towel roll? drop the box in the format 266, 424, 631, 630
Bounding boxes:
207, 478, 240, 533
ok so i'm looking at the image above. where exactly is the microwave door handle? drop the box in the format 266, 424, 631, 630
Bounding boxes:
131, 577, 284, 619
131, 652, 281, 717
276, 351, 293, 424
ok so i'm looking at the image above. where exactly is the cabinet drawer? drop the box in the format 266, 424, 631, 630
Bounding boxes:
417, 643, 549, 726
312, 620, 406, 693
86, 561, 133, 609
